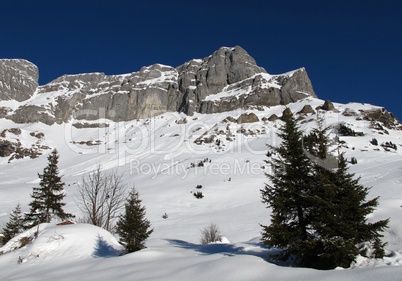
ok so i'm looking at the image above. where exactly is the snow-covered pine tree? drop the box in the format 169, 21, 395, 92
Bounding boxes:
116, 187, 153, 253
25, 149, 74, 227
2, 203, 24, 244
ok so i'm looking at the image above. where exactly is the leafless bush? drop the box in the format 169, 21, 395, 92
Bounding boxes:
75, 165, 127, 232
200, 223, 222, 245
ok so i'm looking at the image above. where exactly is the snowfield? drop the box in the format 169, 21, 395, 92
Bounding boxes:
1, 97, 402, 280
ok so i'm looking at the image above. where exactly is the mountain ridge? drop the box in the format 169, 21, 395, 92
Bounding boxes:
0, 46, 316, 124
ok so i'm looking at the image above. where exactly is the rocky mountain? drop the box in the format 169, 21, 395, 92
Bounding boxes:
0, 46, 316, 124
1, 46, 402, 281
0, 59, 38, 103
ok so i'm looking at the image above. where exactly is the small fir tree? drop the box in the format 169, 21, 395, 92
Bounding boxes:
25, 149, 73, 227
116, 187, 153, 253
303, 113, 332, 159
2, 203, 24, 244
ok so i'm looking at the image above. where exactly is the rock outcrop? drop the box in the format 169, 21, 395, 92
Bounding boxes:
1, 46, 317, 124
177, 46, 266, 115
198, 67, 316, 114
281, 108, 293, 121
268, 114, 279, 122
321, 100, 335, 111
237, 113, 259, 124
0, 59, 39, 101
298, 104, 316, 114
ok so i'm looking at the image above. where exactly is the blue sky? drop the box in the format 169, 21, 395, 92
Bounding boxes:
1, 0, 401, 119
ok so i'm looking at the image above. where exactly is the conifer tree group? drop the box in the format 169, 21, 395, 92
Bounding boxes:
261, 112, 389, 269
0, 114, 389, 268
1, 149, 155, 254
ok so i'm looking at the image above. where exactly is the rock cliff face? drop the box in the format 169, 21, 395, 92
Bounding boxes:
0, 46, 316, 124
177, 46, 267, 115
0, 59, 38, 102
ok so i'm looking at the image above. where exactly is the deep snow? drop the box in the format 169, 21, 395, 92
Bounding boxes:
1, 97, 402, 280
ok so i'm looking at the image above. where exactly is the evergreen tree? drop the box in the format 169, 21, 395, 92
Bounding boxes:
2, 203, 24, 244
116, 187, 153, 253
308, 119, 389, 268
303, 113, 331, 159
261, 112, 316, 265
301, 119, 356, 268
25, 149, 73, 227
329, 154, 388, 258
262, 113, 389, 269
303, 113, 338, 171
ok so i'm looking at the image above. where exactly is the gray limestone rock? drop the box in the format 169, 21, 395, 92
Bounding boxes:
198, 68, 316, 114
177, 46, 266, 114
0, 107, 12, 118
0, 140, 15, 157
2, 46, 318, 124
10, 105, 55, 125
268, 114, 279, 122
0, 59, 39, 101
237, 112, 260, 124
298, 104, 316, 114
281, 108, 293, 121
321, 100, 335, 111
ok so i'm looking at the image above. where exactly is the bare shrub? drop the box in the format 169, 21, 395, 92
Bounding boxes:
75, 165, 127, 232
193, 191, 204, 199
200, 223, 222, 245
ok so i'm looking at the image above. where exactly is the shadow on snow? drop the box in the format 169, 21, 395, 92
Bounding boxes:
166, 239, 287, 266
93, 235, 122, 258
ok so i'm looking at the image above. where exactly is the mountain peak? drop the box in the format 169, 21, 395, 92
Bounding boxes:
0, 47, 316, 124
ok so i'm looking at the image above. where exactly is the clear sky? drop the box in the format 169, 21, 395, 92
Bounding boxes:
1, 0, 401, 120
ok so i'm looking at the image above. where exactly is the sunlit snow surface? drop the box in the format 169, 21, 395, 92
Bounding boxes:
1, 97, 402, 280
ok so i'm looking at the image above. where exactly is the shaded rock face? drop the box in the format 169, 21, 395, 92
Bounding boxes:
298, 104, 316, 114
0, 59, 39, 102
0, 140, 15, 157
268, 114, 279, 121
281, 108, 293, 121
198, 67, 316, 114
364, 108, 401, 130
2, 46, 317, 124
237, 113, 259, 124
10, 65, 181, 124
321, 100, 335, 111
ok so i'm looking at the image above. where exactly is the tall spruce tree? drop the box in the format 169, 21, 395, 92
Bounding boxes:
261, 112, 317, 265
25, 149, 73, 227
308, 117, 388, 268
262, 112, 389, 269
116, 187, 153, 253
328, 154, 388, 259
2, 203, 24, 244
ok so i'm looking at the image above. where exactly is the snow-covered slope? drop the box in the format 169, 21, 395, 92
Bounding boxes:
0, 97, 402, 280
